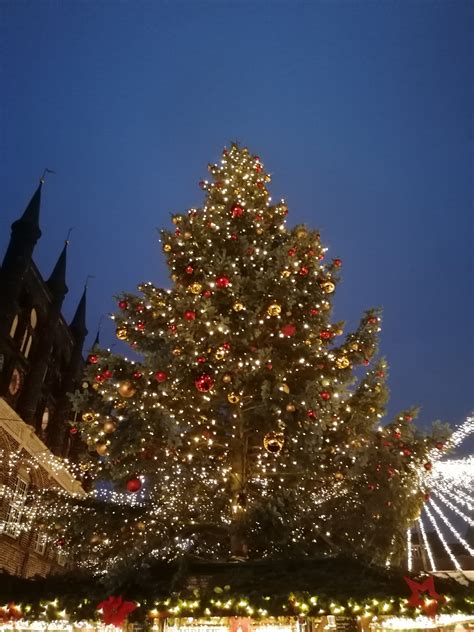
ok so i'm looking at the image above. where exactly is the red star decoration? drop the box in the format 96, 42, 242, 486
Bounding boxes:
404, 576, 444, 618
97, 595, 137, 626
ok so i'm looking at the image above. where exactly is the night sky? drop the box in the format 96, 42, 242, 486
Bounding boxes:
1, 1, 472, 438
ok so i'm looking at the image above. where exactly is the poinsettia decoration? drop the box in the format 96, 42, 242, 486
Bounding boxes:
404, 576, 445, 617
97, 595, 137, 626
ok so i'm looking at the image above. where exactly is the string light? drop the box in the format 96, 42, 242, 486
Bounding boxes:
417, 517, 436, 571
423, 504, 461, 571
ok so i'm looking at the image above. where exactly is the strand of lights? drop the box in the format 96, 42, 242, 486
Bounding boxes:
448, 414, 474, 449
432, 490, 474, 526
423, 504, 461, 570
433, 483, 474, 514
406, 528, 412, 571
378, 614, 474, 629
429, 498, 474, 555
417, 517, 436, 571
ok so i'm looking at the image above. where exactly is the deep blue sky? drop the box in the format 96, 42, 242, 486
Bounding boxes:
1, 1, 472, 438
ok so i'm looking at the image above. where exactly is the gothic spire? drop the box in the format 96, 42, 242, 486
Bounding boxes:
70, 285, 88, 342
46, 241, 69, 303
11, 179, 43, 243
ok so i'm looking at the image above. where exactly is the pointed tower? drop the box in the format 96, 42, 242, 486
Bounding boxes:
69, 286, 88, 344
0, 180, 43, 337
46, 241, 69, 308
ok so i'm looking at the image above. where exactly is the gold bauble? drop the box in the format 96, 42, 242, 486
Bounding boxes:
103, 420, 117, 434
350, 342, 359, 351
267, 303, 282, 317
116, 326, 128, 341
82, 411, 95, 423
281, 269, 291, 278
118, 380, 136, 398
92, 383, 100, 391
188, 282, 203, 294
163, 244, 172, 252
172, 347, 182, 356
256, 228, 264, 235
286, 403, 296, 412
90, 533, 102, 545
183, 231, 192, 240
222, 373, 232, 384
172, 216, 182, 225
113, 400, 127, 410
136, 521, 146, 531
336, 356, 350, 369
296, 229, 307, 239
322, 378, 331, 387
321, 281, 335, 294
95, 442, 108, 456
263, 431, 285, 455
228, 392, 240, 404
278, 383, 290, 394
334, 472, 345, 481
215, 348, 226, 360
233, 301, 244, 312
334, 328, 343, 336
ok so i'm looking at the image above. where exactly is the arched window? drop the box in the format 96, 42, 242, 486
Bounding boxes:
9, 314, 19, 338
41, 408, 50, 435
20, 308, 37, 358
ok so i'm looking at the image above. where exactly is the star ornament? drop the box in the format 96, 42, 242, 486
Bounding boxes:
97, 595, 138, 626
404, 576, 444, 618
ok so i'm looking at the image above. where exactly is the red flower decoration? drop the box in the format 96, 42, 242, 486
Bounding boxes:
97, 595, 138, 626
231, 205, 244, 218
281, 324, 296, 337
404, 576, 444, 618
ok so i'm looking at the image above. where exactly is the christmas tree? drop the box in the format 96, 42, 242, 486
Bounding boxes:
51, 144, 448, 575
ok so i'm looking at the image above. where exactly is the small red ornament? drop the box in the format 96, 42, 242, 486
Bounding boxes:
310, 308, 319, 316
168, 324, 177, 332
185, 265, 194, 274
222, 342, 231, 350
404, 414, 413, 422
403, 448, 412, 456
216, 276, 230, 288
435, 442, 444, 450
288, 248, 297, 256
103, 369, 113, 379
70, 426, 78, 435
195, 373, 214, 393
88, 354, 99, 364
184, 310, 196, 321
95, 374, 105, 383
363, 359, 370, 365
266, 362, 273, 370
118, 300, 128, 310
367, 483, 376, 491
424, 462, 433, 471
136, 303, 145, 313
197, 356, 206, 364
368, 316, 378, 325
230, 233, 238, 240
320, 330, 332, 340
133, 371, 143, 380
333, 258, 342, 267
281, 324, 296, 337
155, 371, 167, 383
307, 409, 316, 419
175, 228, 181, 236
320, 391, 331, 401
318, 253, 325, 260
376, 371, 385, 377
246, 247, 255, 256
424, 493, 430, 502
393, 431, 401, 439
202, 289, 212, 298
299, 266, 309, 276
255, 164, 262, 173
231, 205, 244, 218
136, 321, 145, 331
257, 181, 264, 189
126, 478, 142, 493
387, 467, 395, 477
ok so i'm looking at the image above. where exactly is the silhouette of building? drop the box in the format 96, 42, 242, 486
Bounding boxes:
0, 178, 85, 577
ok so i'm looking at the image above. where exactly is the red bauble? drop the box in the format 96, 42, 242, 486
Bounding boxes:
70, 427, 78, 435
281, 324, 296, 337
320, 330, 332, 340
367, 483, 376, 491
155, 371, 167, 383
403, 448, 412, 456
363, 359, 370, 366
95, 374, 105, 383
168, 324, 177, 332
202, 289, 212, 298
310, 308, 319, 316
136, 321, 145, 331
126, 478, 142, 493
88, 354, 99, 364
197, 356, 206, 364
377, 371, 385, 377
230, 233, 238, 240
393, 431, 401, 439
255, 164, 262, 173
404, 414, 413, 422
307, 409, 316, 419
424, 462, 433, 471
266, 362, 273, 370
320, 391, 331, 401
185, 265, 194, 274
118, 300, 128, 310
368, 317, 378, 325
231, 205, 244, 218
195, 373, 214, 393
333, 258, 342, 267
299, 266, 309, 276
435, 442, 444, 450
136, 303, 145, 313
184, 310, 196, 321
288, 248, 297, 256
133, 371, 143, 380
103, 369, 113, 379
257, 181, 264, 189
222, 342, 231, 350
216, 276, 230, 288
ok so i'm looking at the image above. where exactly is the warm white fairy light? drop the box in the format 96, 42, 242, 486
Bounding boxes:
423, 504, 461, 570
406, 528, 412, 571
417, 517, 436, 571
431, 489, 474, 526
428, 498, 474, 555
378, 614, 474, 629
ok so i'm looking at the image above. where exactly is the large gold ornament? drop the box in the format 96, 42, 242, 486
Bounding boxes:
163, 244, 172, 252
172, 347, 182, 356
116, 326, 128, 341
233, 302, 244, 312
214, 347, 226, 360
82, 411, 95, 423
286, 403, 296, 412
188, 282, 202, 294
222, 373, 232, 384
281, 269, 291, 279
278, 383, 290, 394
334, 471, 345, 481
336, 356, 350, 369
267, 303, 282, 317
103, 420, 117, 434
321, 281, 335, 294
264, 431, 285, 455
228, 392, 240, 404
95, 442, 108, 456
118, 380, 136, 398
